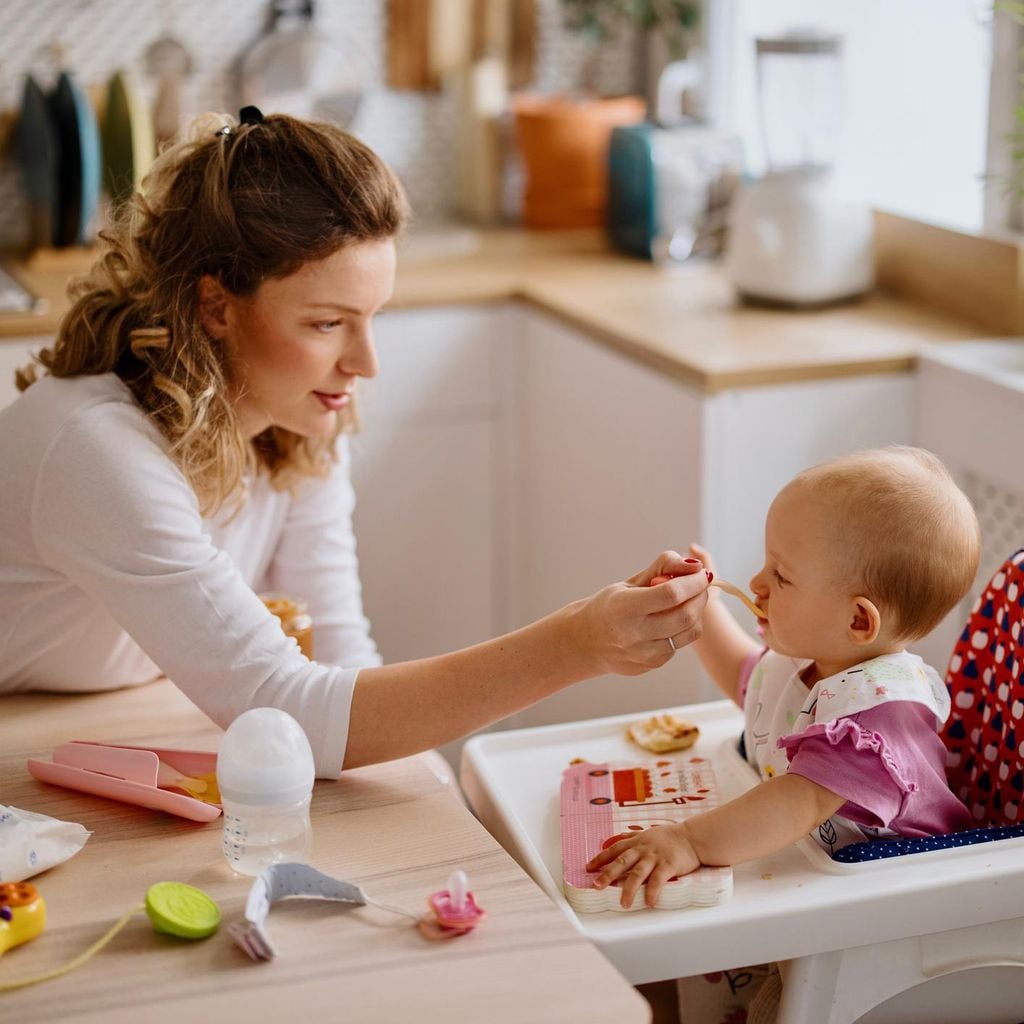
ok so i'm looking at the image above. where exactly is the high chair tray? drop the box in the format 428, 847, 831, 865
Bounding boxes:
27, 741, 221, 823
461, 699, 1024, 983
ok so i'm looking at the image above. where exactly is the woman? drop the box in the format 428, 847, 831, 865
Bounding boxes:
0, 109, 708, 776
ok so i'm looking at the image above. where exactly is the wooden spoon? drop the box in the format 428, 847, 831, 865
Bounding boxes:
156, 762, 221, 803
710, 579, 766, 620
650, 572, 766, 620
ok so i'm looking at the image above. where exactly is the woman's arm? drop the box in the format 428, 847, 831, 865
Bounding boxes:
343, 554, 710, 768
586, 773, 846, 908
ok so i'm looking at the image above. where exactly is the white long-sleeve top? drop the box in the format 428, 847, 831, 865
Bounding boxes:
0, 373, 380, 777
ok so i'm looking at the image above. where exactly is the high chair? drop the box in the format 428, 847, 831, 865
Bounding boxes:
771, 550, 1024, 1021
460, 552, 1024, 1024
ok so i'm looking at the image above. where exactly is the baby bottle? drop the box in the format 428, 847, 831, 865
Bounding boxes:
216, 708, 315, 877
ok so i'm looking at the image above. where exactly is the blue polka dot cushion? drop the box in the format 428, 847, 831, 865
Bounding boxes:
834, 823, 1024, 863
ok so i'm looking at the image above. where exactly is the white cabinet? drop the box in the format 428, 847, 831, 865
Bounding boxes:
349, 304, 516, 668
702, 374, 916, 601
504, 307, 708, 726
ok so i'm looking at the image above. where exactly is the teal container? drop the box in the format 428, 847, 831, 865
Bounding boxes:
607, 123, 657, 260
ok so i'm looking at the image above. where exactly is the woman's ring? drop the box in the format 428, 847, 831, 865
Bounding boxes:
666, 636, 677, 653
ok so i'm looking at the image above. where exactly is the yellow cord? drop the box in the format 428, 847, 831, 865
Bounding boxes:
0, 903, 145, 992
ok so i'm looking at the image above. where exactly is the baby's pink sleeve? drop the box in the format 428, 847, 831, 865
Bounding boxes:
781, 701, 960, 833
782, 715, 909, 828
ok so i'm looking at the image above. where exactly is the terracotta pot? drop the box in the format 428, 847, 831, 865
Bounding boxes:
514, 94, 645, 229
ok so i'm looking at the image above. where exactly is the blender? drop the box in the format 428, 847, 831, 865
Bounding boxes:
726, 32, 873, 305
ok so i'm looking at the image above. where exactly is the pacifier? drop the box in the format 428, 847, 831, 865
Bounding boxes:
418, 870, 486, 940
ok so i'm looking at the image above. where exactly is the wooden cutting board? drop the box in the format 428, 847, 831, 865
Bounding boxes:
387, 0, 535, 91
387, 0, 442, 90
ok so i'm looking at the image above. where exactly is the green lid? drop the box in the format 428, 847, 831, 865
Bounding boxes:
145, 882, 221, 940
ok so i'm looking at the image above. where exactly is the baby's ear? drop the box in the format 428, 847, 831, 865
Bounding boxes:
848, 597, 881, 646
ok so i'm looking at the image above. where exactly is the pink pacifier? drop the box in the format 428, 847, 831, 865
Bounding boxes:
418, 870, 486, 941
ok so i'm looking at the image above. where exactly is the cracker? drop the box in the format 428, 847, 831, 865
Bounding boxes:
627, 713, 700, 753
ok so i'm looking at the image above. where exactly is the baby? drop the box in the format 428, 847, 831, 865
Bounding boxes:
588, 446, 979, 909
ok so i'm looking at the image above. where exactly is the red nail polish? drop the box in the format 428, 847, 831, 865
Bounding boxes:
706, 571, 714, 583
684, 558, 700, 564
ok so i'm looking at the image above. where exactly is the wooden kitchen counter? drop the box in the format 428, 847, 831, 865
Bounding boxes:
0, 681, 649, 1023
390, 228, 990, 392
1, 226, 993, 393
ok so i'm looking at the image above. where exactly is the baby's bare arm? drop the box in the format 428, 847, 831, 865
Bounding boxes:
682, 773, 846, 866
689, 544, 761, 702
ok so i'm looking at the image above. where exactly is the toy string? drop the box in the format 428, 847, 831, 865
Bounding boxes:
363, 894, 421, 922
0, 902, 144, 992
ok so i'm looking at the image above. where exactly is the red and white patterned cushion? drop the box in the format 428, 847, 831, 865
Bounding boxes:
941, 549, 1024, 827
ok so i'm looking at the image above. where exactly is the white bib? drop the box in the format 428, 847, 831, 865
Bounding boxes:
744, 650, 950, 852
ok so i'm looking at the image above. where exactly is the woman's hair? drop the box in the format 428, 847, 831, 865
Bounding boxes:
17, 112, 410, 515
794, 446, 981, 642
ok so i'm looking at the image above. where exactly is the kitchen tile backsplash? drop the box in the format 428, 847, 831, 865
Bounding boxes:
0, 0, 636, 248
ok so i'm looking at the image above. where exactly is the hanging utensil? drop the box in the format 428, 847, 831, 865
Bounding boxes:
101, 71, 155, 208
240, 0, 366, 128
50, 71, 101, 246
143, 21, 195, 147
17, 75, 58, 251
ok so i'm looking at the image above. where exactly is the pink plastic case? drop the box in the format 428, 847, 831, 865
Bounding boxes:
27, 741, 221, 822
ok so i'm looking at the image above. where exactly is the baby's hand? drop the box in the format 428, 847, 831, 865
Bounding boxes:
585, 824, 701, 908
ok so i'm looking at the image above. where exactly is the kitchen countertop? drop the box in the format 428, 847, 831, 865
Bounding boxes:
0, 680, 650, 1023
1, 228, 991, 393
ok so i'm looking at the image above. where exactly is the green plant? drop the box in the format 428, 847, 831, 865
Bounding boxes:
561, 0, 701, 94
997, 1, 1024, 196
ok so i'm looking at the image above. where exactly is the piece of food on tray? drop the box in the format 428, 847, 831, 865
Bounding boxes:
627, 713, 700, 753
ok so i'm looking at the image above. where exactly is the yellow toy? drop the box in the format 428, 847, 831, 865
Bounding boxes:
0, 880, 219, 992
0, 882, 46, 955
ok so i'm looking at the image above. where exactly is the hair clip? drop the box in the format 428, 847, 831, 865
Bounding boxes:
239, 105, 265, 126
215, 125, 232, 137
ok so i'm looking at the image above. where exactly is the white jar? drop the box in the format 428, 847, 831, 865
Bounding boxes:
216, 708, 315, 877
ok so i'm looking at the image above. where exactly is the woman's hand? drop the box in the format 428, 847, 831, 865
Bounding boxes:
688, 542, 721, 601
568, 551, 709, 677
586, 823, 701, 908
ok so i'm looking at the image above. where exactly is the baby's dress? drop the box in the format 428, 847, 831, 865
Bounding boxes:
742, 650, 971, 853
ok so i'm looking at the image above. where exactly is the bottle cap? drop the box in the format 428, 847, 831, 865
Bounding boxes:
216, 708, 315, 805
145, 882, 220, 939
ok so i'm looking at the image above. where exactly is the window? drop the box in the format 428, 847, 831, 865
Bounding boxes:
706, 0, 994, 233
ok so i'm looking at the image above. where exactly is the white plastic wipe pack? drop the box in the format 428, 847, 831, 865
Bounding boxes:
0, 805, 90, 882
